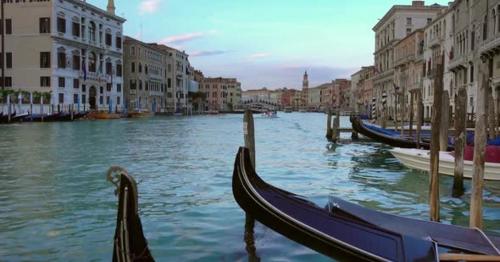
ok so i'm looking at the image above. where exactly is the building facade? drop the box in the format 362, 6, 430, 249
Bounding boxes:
200, 77, 241, 112
123, 37, 168, 113
372, 1, 445, 121
1, 0, 125, 112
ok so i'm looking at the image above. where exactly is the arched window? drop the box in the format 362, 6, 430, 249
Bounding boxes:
89, 52, 97, 72
89, 21, 96, 42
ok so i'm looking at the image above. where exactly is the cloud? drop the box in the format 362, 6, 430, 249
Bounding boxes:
190, 50, 228, 57
248, 52, 271, 59
159, 30, 217, 45
139, 0, 161, 15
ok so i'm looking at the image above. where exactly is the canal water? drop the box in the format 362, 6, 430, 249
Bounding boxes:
0, 113, 499, 261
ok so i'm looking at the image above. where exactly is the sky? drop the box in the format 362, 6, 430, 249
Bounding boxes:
89, 0, 451, 90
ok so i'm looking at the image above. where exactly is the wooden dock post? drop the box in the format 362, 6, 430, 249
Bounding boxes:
40, 96, 44, 122
452, 87, 467, 197
243, 110, 256, 169
487, 87, 496, 139
70, 104, 74, 121
439, 91, 450, 151
400, 87, 406, 137
7, 94, 11, 123
429, 55, 444, 222
416, 90, 423, 149
470, 60, 489, 229
332, 110, 340, 142
326, 109, 333, 140
243, 109, 259, 261
409, 91, 414, 137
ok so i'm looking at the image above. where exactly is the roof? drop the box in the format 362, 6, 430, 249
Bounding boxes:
373, 3, 445, 31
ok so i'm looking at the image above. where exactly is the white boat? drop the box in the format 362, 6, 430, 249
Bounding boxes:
390, 148, 500, 181
261, 111, 278, 118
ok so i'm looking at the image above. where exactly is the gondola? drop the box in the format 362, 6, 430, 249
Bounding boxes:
107, 167, 155, 262
232, 147, 500, 261
351, 116, 432, 149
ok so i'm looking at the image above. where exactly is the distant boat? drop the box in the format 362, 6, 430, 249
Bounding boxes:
283, 107, 293, 113
390, 147, 500, 180
232, 147, 500, 261
88, 111, 122, 120
261, 111, 278, 118
128, 111, 154, 118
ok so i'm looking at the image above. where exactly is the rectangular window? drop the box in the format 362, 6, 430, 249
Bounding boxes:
57, 17, 66, 33
117, 96, 121, 105
73, 94, 79, 104
117, 84, 122, 92
72, 22, 80, 37
130, 80, 136, 90
106, 96, 110, 105
406, 28, 412, 35
105, 33, 112, 46
6, 53, 12, 68
40, 52, 50, 68
106, 83, 112, 92
40, 76, 51, 87
167, 78, 171, 88
427, 18, 432, 24
5, 19, 12, 35
116, 64, 122, 77
106, 62, 112, 75
39, 17, 51, 33
58, 77, 65, 88
100, 96, 103, 105
73, 55, 81, 70
82, 85, 86, 92
1, 77, 12, 87
59, 93, 64, 104
82, 94, 86, 104
116, 37, 122, 49
73, 78, 79, 89
407, 17, 412, 25
131, 62, 135, 73
58, 52, 66, 68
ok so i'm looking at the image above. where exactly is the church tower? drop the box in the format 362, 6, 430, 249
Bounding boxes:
302, 71, 309, 107
302, 71, 309, 90
107, 0, 116, 15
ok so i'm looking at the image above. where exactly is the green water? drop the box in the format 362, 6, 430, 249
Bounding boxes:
0, 113, 498, 261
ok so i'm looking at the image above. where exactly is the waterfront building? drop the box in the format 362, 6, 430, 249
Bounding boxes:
332, 79, 352, 110
307, 84, 323, 110
200, 77, 241, 111
1, 0, 125, 112
148, 44, 191, 113
372, 1, 445, 121
421, 8, 455, 121
123, 36, 167, 113
448, 0, 500, 122
394, 29, 425, 120
351, 66, 375, 115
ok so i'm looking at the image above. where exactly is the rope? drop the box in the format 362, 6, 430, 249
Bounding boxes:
473, 227, 500, 255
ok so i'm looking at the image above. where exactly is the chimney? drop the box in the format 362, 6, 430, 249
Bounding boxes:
412, 1, 425, 7
107, 0, 116, 15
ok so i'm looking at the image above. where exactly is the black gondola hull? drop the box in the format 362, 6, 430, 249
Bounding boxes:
351, 117, 431, 149
232, 147, 438, 261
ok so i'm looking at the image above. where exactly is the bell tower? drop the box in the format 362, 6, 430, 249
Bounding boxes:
302, 71, 309, 107
107, 0, 116, 15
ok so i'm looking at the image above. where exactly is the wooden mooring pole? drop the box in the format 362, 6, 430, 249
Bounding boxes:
439, 91, 450, 151
429, 55, 444, 222
487, 86, 496, 139
7, 94, 11, 123
409, 91, 414, 138
243, 109, 259, 261
470, 60, 489, 229
326, 109, 333, 139
416, 90, 424, 149
331, 110, 340, 143
452, 87, 467, 197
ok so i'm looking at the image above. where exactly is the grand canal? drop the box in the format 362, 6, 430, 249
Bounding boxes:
0, 113, 499, 261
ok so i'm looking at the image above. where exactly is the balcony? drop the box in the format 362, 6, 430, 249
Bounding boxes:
479, 36, 500, 58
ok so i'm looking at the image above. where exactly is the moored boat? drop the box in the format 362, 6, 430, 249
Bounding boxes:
233, 147, 500, 261
127, 111, 154, 118
87, 111, 122, 120
351, 116, 432, 149
390, 147, 500, 180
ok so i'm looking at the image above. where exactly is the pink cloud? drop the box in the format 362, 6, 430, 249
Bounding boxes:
139, 0, 161, 15
159, 30, 217, 45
